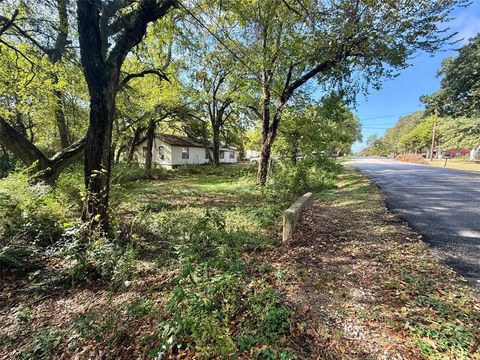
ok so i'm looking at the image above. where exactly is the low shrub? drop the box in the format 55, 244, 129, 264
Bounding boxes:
56, 227, 138, 287
0, 243, 42, 275
150, 209, 293, 358
266, 156, 339, 204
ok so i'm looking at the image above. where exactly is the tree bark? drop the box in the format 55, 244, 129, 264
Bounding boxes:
77, 0, 175, 230
115, 144, 127, 163
53, 88, 70, 148
144, 119, 155, 177
257, 130, 277, 185
127, 126, 145, 162
291, 142, 298, 164
212, 124, 220, 166
81, 88, 116, 229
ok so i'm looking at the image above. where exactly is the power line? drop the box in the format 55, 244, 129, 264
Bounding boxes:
359, 111, 423, 121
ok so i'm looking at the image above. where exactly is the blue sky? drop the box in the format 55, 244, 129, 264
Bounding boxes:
352, 1, 480, 153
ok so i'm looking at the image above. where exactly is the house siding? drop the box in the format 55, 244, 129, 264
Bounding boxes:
135, 139, 174, 167
219, 149, 237, 163
171, 145, 209, 165
135, 135, 237, 168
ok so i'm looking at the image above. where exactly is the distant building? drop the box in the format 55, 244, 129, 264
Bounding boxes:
245, 149, 260, 159
135, 134, 237, 168
440, 148, 471, 158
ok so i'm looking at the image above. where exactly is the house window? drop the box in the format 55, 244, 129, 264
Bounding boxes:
158, 145, 165, 160
229, 151, 235, 159
182, 147, 189, 159
205, 148, 209, 159
219, 150, 225, 159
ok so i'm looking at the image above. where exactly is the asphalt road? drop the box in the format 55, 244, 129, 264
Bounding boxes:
348, 158, 480, 291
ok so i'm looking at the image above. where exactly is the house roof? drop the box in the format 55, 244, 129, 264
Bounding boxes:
155, 133, 205, 148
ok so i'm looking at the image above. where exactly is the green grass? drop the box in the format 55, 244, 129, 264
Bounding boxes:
430, 158, 480, 172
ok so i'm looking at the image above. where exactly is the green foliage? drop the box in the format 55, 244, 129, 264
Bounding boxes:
148, 207, 293, 358
111, 163, 170, 185
398, 116, 435, 153
267, 156, 339, 202
19, 326, 63, 360
0, 173, 67, 247
62, 229, 138, 287
438, 117, 480, 150
275, 94, 361, 159
422, 35, 480, 118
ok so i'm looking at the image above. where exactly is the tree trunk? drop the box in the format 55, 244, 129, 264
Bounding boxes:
115, 144, 126, 163
212, 124, 220, 167
82, 89, 115, 230
0, 116, 85, 185
290, 142, 298, 164
50, 72, 71, 149
145, 120, 155, 178
127, 126, 144, 162
54, 89, 70, 148
257, 131, 276, 185
256, 101, 281, 185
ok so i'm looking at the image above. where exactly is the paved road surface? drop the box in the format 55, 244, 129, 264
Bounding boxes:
348, 158, 480, 291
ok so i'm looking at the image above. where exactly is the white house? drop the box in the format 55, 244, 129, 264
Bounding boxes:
135, 133, 237, 168
216, 145, 238, 164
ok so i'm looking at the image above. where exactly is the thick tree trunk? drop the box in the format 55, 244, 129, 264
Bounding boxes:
212, 124, 220, 167
54, 88, 71, 148
82, 89, 115, 229
145, 120, 155, 178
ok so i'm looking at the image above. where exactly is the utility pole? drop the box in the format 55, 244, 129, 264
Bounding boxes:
430, 109, 438, 161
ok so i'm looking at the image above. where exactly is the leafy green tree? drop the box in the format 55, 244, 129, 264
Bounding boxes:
187, 51, 242, 166
422, 35, 480, 117
381, 111, 426, 154
398, 116, 435, 153
275, 94, 360, 161
438, 117, 480, 156
365, 135, 389, 157
0, 0, 88, 183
